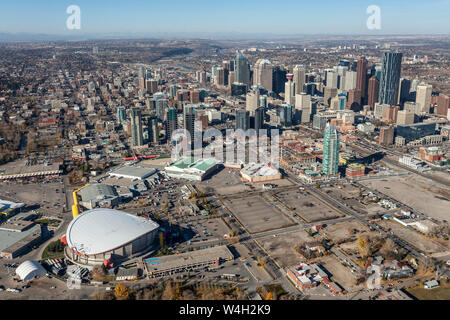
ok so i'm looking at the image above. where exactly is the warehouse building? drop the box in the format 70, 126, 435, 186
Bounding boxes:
109, 166, 157, 180
0, 223, 42, 259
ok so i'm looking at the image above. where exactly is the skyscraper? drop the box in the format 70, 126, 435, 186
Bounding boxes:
323, 124, 339, 176
367, 76, 379, 109
253, 59, 273, 91
235, 53, 250, 87
254, 107, 265, 133
356, 57, 368, 100
131, 107, 144, 147
295, 93, 312, 123
117, 106, 126, 124
246, 89, 260, 115
148, 117, 159, 145
277, 104, 293, 127
284, 74, 295, 105
272, 66, 287, 95
293, 65, 306, 94
398, 78, 411, 105
415, 83, 433, 113
166, 107, 177, 143
183, 104, 196, 148
236, 110, 250, 131
378, 52, 403, 106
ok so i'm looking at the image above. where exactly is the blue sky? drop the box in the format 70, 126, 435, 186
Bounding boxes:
0, 0, 449, 35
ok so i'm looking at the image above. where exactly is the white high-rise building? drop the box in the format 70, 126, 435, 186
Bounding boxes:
326, 70, 338, 89
344, 71, 357, 91
415, 83, 432, 113
253, 59, 273, 92
295, 93, 312, 123
293, 65, 306, 94
246, 90, 260, 115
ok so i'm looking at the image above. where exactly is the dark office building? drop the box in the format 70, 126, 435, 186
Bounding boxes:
166, 107, 177, 143
254, 107, 265, 133
236, 110, 250, 131
272, 66, 287, 95
277, 104, 293, 127
398, 78, 411, 105
183, 104, 196, 148
395, 122, 436, 143
379, 52, 403, 106
231, 83, 248, 96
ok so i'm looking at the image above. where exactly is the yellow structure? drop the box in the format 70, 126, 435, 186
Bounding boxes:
72, 184, 89, 219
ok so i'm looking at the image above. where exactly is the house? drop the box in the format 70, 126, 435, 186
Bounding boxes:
305, 241, 326, 254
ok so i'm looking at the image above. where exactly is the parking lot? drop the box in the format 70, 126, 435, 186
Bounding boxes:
0, 180, 67, 213
201, 168, 250, 196
224, 196, 295, 233
276, 190, 344, 223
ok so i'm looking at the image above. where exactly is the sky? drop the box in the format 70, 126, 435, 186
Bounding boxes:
0, 0, 449, 37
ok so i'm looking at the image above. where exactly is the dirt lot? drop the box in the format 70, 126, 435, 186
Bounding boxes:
378, 220, 448, 254
225, 196, 295, 233
315, 255, 364, 293
257, 230, 313, 268
275, 190, 344, 223
322, 184, 385, 217
360, 175, 450, 222
324, 220, 371, 243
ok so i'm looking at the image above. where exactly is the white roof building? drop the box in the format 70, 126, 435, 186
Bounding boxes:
66, 208, 159, 256
240, 163, 282, 183
16, 260, 47, 282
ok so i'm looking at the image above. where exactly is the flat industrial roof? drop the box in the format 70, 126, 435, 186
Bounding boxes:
66, 208, 159, 255
0, 224, 41, 252
109, 166, 157, 180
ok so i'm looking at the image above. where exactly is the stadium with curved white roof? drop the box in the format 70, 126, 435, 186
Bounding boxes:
65, 208, 159, 266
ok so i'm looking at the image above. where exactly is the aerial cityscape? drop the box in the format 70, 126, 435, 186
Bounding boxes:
0, 0, 449, 307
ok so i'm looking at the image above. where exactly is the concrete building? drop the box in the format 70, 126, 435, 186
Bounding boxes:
415, 83, 433, 113
293, 65, 306, 94
397, 110, 415, 125
295, 93, 312, 123
145, 246, 233, 278
379, 126, 395, 146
